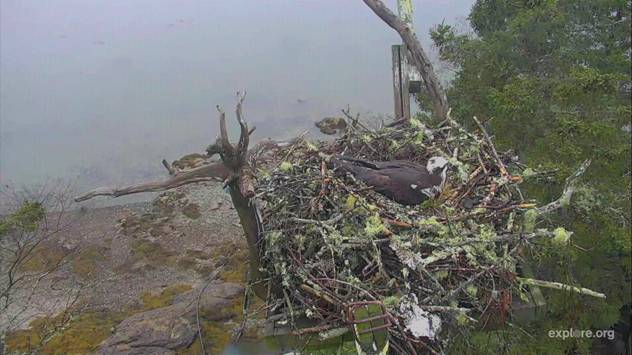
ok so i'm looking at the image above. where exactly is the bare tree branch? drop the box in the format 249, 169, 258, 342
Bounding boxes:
537, 160, 591, 215
362, 0, 449, 119
74, 162, 230, 202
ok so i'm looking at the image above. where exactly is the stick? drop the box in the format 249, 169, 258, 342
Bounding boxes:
472, 116, 508, 177
517, 277, 606, 299
537, 160, 591, 215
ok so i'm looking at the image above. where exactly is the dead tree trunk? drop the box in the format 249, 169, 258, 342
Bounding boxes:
363, 0, 450, 120
74, 92, 270, 299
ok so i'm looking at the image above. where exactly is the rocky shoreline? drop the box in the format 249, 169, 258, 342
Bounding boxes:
3, 182, 263, 354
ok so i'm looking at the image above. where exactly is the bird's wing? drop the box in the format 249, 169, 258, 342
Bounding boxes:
337, 156, 381, 169
372, 160, 424, 170
337, 157, 426, 171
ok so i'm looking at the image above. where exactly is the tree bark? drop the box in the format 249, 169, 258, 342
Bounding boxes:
363, 0, 449, 120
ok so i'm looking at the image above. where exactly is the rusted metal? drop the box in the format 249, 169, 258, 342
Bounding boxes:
346, 300, 393, 335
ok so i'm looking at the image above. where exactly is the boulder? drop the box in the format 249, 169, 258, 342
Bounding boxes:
97, 282, 244, 354
96, 303, 195, 355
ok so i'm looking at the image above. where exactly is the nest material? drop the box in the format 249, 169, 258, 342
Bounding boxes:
255, 115, 543, 354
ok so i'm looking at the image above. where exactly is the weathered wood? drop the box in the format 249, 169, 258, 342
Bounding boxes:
392, 45, 412, 120
536, 159, 591, 215
74, 163, 229, 202
227, 183, 267, 298
363, 0, 449, 120
397, 0, 422, 94
392, 45, 404, 119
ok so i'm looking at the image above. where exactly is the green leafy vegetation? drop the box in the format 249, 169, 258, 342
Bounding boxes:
0, 201, 44, 236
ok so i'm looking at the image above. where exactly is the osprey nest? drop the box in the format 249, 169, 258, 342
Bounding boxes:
251, 114, 585, 354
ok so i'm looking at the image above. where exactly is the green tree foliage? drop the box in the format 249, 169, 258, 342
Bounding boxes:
430, 0, 631, 352
0, 201, 45, 237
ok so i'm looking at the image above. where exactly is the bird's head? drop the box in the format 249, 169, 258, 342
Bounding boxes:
426, 156, 449, 173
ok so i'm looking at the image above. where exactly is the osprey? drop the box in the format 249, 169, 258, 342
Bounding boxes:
334, 156, 449, 205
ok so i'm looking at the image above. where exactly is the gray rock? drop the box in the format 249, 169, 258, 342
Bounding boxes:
96, 282, 244, 354
97, 303, 194, 355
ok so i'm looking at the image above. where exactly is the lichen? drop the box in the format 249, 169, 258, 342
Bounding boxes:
279, 161, 293, 172
551, 227, 572, 246
364, 213, 387, 237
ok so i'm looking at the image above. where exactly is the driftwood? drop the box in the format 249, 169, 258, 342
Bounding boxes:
362, 0, 449, 120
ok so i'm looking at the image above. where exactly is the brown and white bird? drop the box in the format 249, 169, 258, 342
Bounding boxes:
333, 156, 449, 205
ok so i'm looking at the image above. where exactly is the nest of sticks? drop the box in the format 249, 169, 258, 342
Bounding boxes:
248, 112, 570, 354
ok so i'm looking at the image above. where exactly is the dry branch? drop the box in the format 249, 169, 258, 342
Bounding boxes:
362, 0, 449, 119
74, 163, 230, 202
537, 159, 591, 215
518, 277, 606, 299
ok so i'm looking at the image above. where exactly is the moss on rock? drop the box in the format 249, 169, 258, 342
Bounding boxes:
141, 283, 193, 310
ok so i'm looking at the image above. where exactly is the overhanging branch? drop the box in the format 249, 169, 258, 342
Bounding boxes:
362, 0, 449, 119
74, 162, 230, 202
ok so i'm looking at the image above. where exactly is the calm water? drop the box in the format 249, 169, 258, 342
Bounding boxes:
0, 0, 473, 191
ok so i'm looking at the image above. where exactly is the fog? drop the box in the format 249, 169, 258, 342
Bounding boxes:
0, 0, 473, 192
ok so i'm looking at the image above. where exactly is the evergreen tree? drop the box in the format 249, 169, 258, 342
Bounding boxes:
430, 0, 631, 352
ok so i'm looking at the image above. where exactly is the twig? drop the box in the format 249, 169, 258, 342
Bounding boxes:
536, 160, 591, 215
517, 277, 606, 299
472, 116, 508, 177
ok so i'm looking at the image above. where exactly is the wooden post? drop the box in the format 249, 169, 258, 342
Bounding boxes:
366, 0, 449, 119
392, 45, 405, 119
391, 0, 421, 120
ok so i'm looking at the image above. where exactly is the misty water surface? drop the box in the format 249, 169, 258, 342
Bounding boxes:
1, 0, 473, 194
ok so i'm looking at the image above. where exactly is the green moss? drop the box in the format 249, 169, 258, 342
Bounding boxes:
176, 256, 198, 271
6, 283, 194, 354
5, 310, 131, 355
129, 239, 177, 267
209, 240, 249, 283
182, 203, 201, 219
176, 295, 244, 354
364, 213, 387, 237
172, 153, 206, 170
551, 227, 572, 246
19, 243, 67, 273
72, 245, 107, 280
219, 251, 248, 283
141, 284, 192, 310
279, 161, 293, 172
175, 322, 232, 355
185, 249, 211, 259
